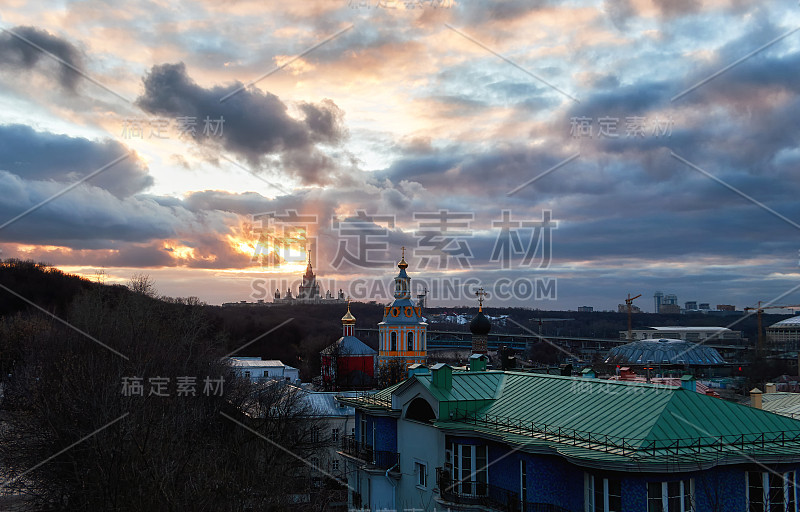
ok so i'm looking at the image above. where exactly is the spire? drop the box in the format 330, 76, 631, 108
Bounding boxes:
398, 245, 408, 270
394, 248, 411, 299
341, 298, 356, 325
341, 298, 355, 337
475, 287, 486, 312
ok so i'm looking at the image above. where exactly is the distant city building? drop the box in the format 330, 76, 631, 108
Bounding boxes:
685, 301, 698, 311
378, 249, 427, 369
617, 303, 642, 313
717, 304, 736, 311
273, 252, 347, 305
577, 306, 593, 312
659, 304, 681, 314
227, 357, 300, 383
653, 291, 664, 313
699, 303, 710, 310
767, 316, 800, 351
320, 303, 377, 389
619, 326, 745, 344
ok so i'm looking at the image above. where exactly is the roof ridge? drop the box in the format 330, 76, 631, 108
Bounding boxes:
502, 371, 680, 389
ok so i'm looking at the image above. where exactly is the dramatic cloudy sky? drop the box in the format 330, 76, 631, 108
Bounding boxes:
1, 0, 799, 311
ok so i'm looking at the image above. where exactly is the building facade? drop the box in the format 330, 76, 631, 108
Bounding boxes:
227, 357, 300, 383
619, 327, 744, 345
767, 316, 800, 351
339, 366, 800, 512
377, 251, 427, 369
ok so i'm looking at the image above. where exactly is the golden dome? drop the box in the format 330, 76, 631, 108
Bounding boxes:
341, 301, 356, 325
398, 246, 408, 269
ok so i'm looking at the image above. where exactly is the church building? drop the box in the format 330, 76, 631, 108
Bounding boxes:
320, 302, 377, 390
377, 249, 427, 368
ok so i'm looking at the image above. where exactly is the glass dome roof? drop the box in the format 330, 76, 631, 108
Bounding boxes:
605, 338, 726, 366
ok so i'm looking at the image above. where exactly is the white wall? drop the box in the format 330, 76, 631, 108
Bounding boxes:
396, 417, 445, 511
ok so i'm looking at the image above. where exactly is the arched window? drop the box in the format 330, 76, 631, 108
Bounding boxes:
405, 397, 436, 422
407, 331, 414, 352
390, 331, 397, 352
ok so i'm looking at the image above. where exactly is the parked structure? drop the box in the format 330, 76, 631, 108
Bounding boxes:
339, 366, 800, 512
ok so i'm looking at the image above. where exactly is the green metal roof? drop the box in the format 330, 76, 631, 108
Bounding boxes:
346, 369, 800, 467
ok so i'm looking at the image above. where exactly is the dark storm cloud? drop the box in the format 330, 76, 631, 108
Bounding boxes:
0, 124, 152, 198
136, 62, 347, 184
0, 26, 84, 91
379, 154, 459, 183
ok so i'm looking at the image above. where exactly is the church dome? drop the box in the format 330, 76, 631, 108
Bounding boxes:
341, 302, 356, 325
469, 310, 492, 336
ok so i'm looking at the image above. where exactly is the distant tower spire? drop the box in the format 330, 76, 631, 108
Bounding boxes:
341, 298, 356, 337
475, 287, 486, 312
469, 289, 491, 355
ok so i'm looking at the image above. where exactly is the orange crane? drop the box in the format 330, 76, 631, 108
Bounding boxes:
743, 302, 800, 351
625, 293, 642, 341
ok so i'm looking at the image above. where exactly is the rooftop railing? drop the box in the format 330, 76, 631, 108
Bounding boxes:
446, 407, 800, 458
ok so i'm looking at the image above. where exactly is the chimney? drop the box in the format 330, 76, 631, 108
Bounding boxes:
765, 382, 776, 394
750, 388, 763, 410
408, 363, 429, 378
681, 374, 696, 393
469, 354, 487, 372
431, 363, 452, 390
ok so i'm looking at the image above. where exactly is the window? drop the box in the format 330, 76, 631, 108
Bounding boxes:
747, 471, 798, 512
360, 417, 367, 446
586, 474, 622, 512
647, 480, 692, 512
450, 443, 488, 496
520, 460, 528, 509
332, 460, 340, 471
415, 461, 428, 488
390, 332, 397, 351
407, 332, 414, 351
244, 370, 251, 380
331, 428, 339, 442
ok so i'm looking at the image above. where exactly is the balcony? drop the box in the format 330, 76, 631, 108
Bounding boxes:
436, 469, 572, 512
437, 468, 519, 512
340, 435, 400, 471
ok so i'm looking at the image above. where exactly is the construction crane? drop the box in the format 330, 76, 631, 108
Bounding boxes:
625, 293, 642, 341
743, 302, 800, 352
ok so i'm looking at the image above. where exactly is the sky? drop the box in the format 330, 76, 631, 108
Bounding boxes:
0, 0, 799, 311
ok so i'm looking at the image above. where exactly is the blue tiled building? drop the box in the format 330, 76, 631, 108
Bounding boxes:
338, 363, 800, 512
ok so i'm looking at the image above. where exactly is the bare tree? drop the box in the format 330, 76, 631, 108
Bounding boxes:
127, 273, 157, 298
0, 284, 326, 511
